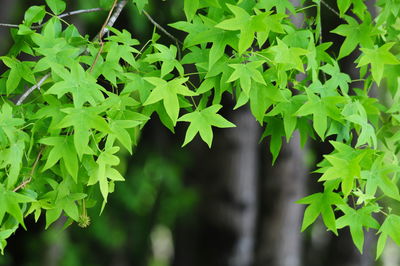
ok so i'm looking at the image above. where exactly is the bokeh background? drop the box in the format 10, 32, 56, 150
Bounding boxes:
0, 0, 399, 265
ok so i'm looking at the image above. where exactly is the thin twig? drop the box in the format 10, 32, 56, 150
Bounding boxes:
58, 8, 103, 19
142, 10, 183, 45
98, 0, 118, 40
0, 23, 19, 28
95, 0, 128, 40
320, 0, 341, 18
0, 8, 103, 29
16, 73, 50, 105
13, 147, 44, 192
90, 0, 121, 72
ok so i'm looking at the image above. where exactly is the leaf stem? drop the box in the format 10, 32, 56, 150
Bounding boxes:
142, 10, 183, 60
13, 147, 44, 192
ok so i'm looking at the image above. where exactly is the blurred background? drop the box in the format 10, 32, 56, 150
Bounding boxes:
0, 0, 399, 265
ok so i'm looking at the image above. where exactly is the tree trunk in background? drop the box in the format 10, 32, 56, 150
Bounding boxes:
0, 0, 18, 55
174, 106, 260, 266
199, 107, 260, 266
255, 133, 308, 266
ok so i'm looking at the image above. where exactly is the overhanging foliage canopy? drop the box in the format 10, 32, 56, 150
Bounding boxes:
0, 0, 399, 258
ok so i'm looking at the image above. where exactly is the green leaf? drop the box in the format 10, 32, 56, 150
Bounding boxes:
39, 136, 79, 182
296, 191, 343, 234
0, 57, 36, 95
249, 83, 272, 124
319, 153, 364, 197
109, 119, 144, 153
24, 6, 46, 26
45, 0, 66, 15
46, 63, 105, 108
0, 226, 18, 255
0, 103, 25, 144
330, 16, 378, 59
132, 0, 148, 13
320, 61, 351, 95
363, 157, 400, 201
336, 204, 380, 253
261, 117, 285, 164
0, 184, 33, 229
256, 0, 296, 14
87, 146, 124, 203
2, 140, 26, 189
56, 107, 110, 159
357, 42, 400, 85
215, 4, 285, 54
178, 104, 236, 147
227, 61, 266, 96
184, 0, 199, 21
337, 0, 351, 16
269, 39, 308, 72
376, 214, 400, 259
143, 77, 197, 126
144, 44, 183, 78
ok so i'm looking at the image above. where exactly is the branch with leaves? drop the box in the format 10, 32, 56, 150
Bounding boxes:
0, 0, 399, 259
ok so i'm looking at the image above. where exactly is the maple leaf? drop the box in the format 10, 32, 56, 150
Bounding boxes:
1, 140, 26, 189
362, 156, 400, 201
226, 61, 266, 96
261, 117, 285, 164
0, 56, 36, 94
56, 107, 110, 159
266, 94, 306, 139
330, 15, 379, 59
39, 136, 80, 182
336, 204, 380, 253
45, 63, 105, 108
171, 17, 237, 68
357, 42, 400, 85
44, 179, 86, 228
215, 4, 285, 54
320, 61, 351, 95
0, 104, 24, 143
87, 146, 124, 204
178, 104, 236, 147
269, 39, 308, 72
295, 90, 344, 140
184, 0, 199, 21
144, 44, 184, 78
109, 119, 144, 154
376, 214, 400, 259
143, 77, 197, 126
296, 191, 344, 235
0, 184, 34, 229
318, 153, 365, 197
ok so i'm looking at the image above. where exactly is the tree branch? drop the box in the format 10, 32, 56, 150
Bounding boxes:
16, 73, 50, 106
96, 0, 128, 40
143, 10, 183, 45
91, 0, 127, 72
320, 0, 341, 18
0, 8, 103, 29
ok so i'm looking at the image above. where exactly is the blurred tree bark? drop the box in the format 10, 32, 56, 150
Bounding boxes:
0, 0, 18, 56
